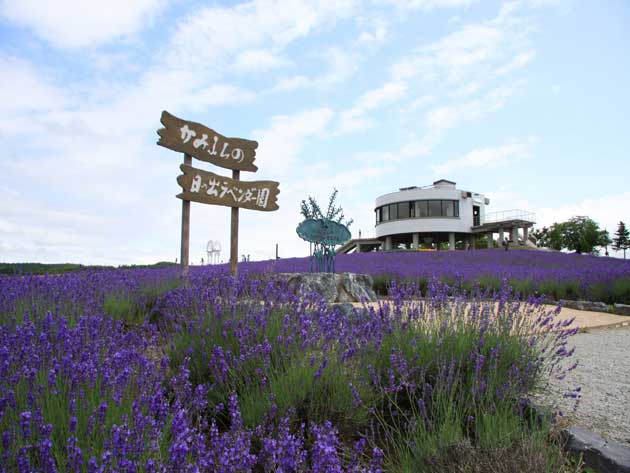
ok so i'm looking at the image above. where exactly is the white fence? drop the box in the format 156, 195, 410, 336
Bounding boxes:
483, 209, 536, 224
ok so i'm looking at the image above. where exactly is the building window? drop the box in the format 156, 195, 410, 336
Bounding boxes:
415, 201, 428, 217
428, 200, 442, 217
398, 202, 410, 219
389, 203, 398, 220
376, 199, 460, 223
442, 200, 454, 217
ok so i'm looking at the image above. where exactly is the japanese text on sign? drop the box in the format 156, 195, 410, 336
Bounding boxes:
176, 164, 279, 212
157, 111, 258, 172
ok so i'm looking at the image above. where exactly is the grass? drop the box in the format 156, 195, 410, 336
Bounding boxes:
103, 278, 183, 327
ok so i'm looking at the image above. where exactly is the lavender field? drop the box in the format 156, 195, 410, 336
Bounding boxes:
242, 250, 630, 303
0, 263, 583, 472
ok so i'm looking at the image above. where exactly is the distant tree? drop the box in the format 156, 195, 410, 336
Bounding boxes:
532, 225, 564, 251
600, 230, 612, 256
613, 221, 630, 259
532, 216, 609, 254
300, 188, 353, 227
561, 216, 609, 254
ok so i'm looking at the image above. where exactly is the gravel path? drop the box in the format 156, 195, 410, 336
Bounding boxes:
541, 326, 630, 446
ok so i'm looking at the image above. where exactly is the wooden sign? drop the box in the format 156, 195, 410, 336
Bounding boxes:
176, 164, 279, 211
158, 111, 279, 278
157, 111, 258, 172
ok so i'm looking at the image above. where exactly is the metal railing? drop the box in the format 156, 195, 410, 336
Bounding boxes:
483, 209, 536, 224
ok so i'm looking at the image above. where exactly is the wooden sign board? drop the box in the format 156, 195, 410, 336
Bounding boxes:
157, 111, 258, 172
177, 164, 279, 211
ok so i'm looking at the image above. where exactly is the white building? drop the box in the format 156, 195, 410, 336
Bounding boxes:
339, 179, 536, 253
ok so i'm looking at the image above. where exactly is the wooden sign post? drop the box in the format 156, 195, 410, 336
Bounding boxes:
231, 170, 239, 277
157, 111, 279, 277
181, 154, 192, 277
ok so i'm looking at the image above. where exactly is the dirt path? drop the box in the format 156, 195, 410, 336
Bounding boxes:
541, 326, 630, 446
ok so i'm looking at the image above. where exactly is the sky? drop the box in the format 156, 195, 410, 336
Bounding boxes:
1, 0, 629, 265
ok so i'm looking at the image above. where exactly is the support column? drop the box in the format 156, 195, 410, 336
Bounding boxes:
469, 235, 475, 250
385, 236, 393, 251
523, 226, 529, 244
412, 232, 419, 250
510, 227, 518, 244
356, 243, 362, 253
449, 232, 455, 251
498, 228, 504, 246
487, 232, 493, 248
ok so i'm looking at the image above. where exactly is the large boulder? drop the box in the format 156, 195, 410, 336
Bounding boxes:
279, 272, 378, 303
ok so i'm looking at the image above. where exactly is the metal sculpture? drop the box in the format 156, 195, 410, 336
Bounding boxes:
296, 218, 351, 273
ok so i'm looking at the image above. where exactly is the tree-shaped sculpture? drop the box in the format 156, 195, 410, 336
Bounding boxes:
297, 189, 352, 273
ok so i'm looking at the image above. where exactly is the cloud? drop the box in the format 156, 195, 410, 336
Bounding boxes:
337, 80, 407, 133
230, 49, 290, 72
1, 0, 167, 49
337, 108, 375, 134
355, 21, 388, 47
358, 81, 408, 109
252, 108, 334, 174
391, 23, 506, 84
337, 3, 534, 139
0, 55, 71, 117
432, 141, 532, 174
388, 1, 535, 86
378, 0, 478, 10
537, 192, 630, 234
181, 84, 256, 111
495, 49, 536, 75
167, 0, 357, 71
401, 82, 524, 158
271, 46, 360, 92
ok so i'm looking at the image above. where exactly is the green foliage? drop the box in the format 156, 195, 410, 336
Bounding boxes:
0, 261, 178, 275
1, 365, 143, 469
613, 221, 630, 259
299, 188, 353, 227
533, 216, 611, 254
104, 278, 182, 326
369, 273, 630, 304
532, 226, 565, 251
0, 263, 90, 275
